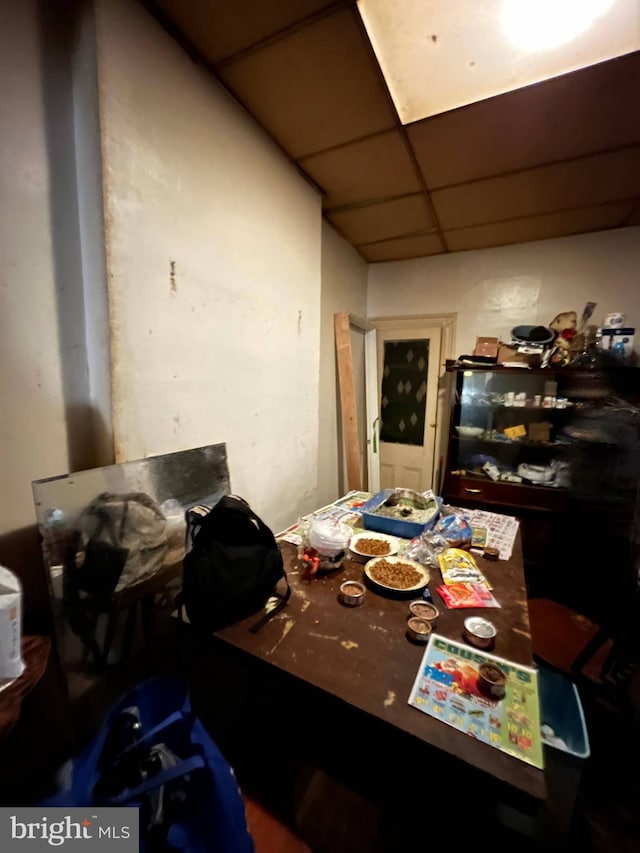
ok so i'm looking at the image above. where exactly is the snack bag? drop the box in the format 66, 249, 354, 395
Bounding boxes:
437, 583, 500, 609
438, 548, 491, 588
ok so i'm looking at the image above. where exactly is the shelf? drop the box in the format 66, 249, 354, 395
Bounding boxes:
442, 472, 568, 514
453, 435, 573, 450
455, 402, 573, 413
448, 472, 567, 492
446, 361, 640, 376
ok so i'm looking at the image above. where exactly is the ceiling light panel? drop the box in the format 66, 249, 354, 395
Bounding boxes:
357, 0, 640, 123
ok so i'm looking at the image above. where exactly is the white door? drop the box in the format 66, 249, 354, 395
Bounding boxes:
377, 324, 442, 492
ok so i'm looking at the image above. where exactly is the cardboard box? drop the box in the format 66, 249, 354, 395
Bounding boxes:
528, 422, 551, 443
497, 345, 542, 367
474, 336, 499, 358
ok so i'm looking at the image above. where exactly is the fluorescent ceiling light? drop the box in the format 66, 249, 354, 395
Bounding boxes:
358, 0, 640, 124
501, 0, 614, 52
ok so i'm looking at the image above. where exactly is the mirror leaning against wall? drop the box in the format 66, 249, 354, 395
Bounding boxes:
31, 443, 230, 701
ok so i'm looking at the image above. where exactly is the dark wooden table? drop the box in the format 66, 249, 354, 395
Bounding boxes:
214, 532, 546, 802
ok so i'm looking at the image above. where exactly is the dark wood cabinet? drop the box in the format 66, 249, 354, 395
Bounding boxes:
442, 364, 571, 580
441, 362, 640, 588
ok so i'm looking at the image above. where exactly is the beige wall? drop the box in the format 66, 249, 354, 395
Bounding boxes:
0, 0, 69, 536
368, 227, 640, 357
95, 0, 323, 533
317, 222, 368, 508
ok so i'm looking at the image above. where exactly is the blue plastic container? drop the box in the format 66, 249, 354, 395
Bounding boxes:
359, 489, 441, 539
539, 663, 590, 762
497, 662, 591, 839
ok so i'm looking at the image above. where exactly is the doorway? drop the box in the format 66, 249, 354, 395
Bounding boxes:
373, 316, 455, 493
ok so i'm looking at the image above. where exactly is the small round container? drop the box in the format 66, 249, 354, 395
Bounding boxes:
483, 547, 499, 561
408, 600, 439, 627
339, 580, 366, 606
463, 616, 497, 650
478, 662, 507, 700
406, 616, 432, 643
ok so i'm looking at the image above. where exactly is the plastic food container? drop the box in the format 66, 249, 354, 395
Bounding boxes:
339, 580, 366, 606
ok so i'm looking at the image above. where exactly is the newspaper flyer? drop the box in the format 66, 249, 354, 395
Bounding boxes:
466, 509, 520, 561
408, 634, 543, 769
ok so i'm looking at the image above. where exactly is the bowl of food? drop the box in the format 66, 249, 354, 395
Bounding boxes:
339, 580, 366, 606
406, 616, 432, 643
455, 426, 484, 438
477, 662, 507, 700
364, 556, 430, 596
349, 532, 400, 558
408, 600, 439, 626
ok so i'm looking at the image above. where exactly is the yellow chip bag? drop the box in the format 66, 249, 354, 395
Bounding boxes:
438, 548, 491, 588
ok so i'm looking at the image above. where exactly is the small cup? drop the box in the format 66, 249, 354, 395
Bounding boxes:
408, 600, 439, 627
406, 616, 432, 643
340, 580, 366, 606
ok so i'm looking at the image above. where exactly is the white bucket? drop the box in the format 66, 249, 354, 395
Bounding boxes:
0, 566, 25, 682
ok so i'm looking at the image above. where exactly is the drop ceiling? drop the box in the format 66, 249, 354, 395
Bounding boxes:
148, 0, 640, 262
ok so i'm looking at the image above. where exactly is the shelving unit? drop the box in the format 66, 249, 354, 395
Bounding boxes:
442, 364, 575, 572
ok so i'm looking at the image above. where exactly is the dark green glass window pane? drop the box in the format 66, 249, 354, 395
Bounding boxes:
380, 339, 429, 446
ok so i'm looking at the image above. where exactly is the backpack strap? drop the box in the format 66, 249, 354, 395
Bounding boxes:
249, 574, 291, 634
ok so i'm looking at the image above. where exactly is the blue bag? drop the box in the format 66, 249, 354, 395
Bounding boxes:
43, 677, 254, 853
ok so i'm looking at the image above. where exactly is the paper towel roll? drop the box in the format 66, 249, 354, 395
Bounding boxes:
0, 566, 25, 682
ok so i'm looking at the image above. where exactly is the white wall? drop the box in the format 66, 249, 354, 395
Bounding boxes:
368, 228, 640, 357
95, 0, 322, 533
0, 0, 69, 535
317, 222, 368, 508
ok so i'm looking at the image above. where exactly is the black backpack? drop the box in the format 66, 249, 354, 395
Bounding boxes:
178, 495, 290, 634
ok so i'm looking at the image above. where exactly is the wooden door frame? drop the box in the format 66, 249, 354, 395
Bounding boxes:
368, 314, 456, 492
334, 313, 380, 493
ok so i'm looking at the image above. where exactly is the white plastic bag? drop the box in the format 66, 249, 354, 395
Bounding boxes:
0, 566, 25, 682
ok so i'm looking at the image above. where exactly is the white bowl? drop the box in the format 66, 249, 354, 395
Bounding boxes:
364, 556, 430, 595
517, 463, 554, 483
349, 532, 400, 558
456, 426, 484, 438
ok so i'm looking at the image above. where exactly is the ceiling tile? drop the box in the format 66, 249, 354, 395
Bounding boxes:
445, 202, 636, 252
407, 51, 640, 189
432, 147, 640, 230
298, 130, 422, 209
217, 8, 397, 159
153, 0, 336, 64
327, 195, 433, 245
358, 232, 442, 262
